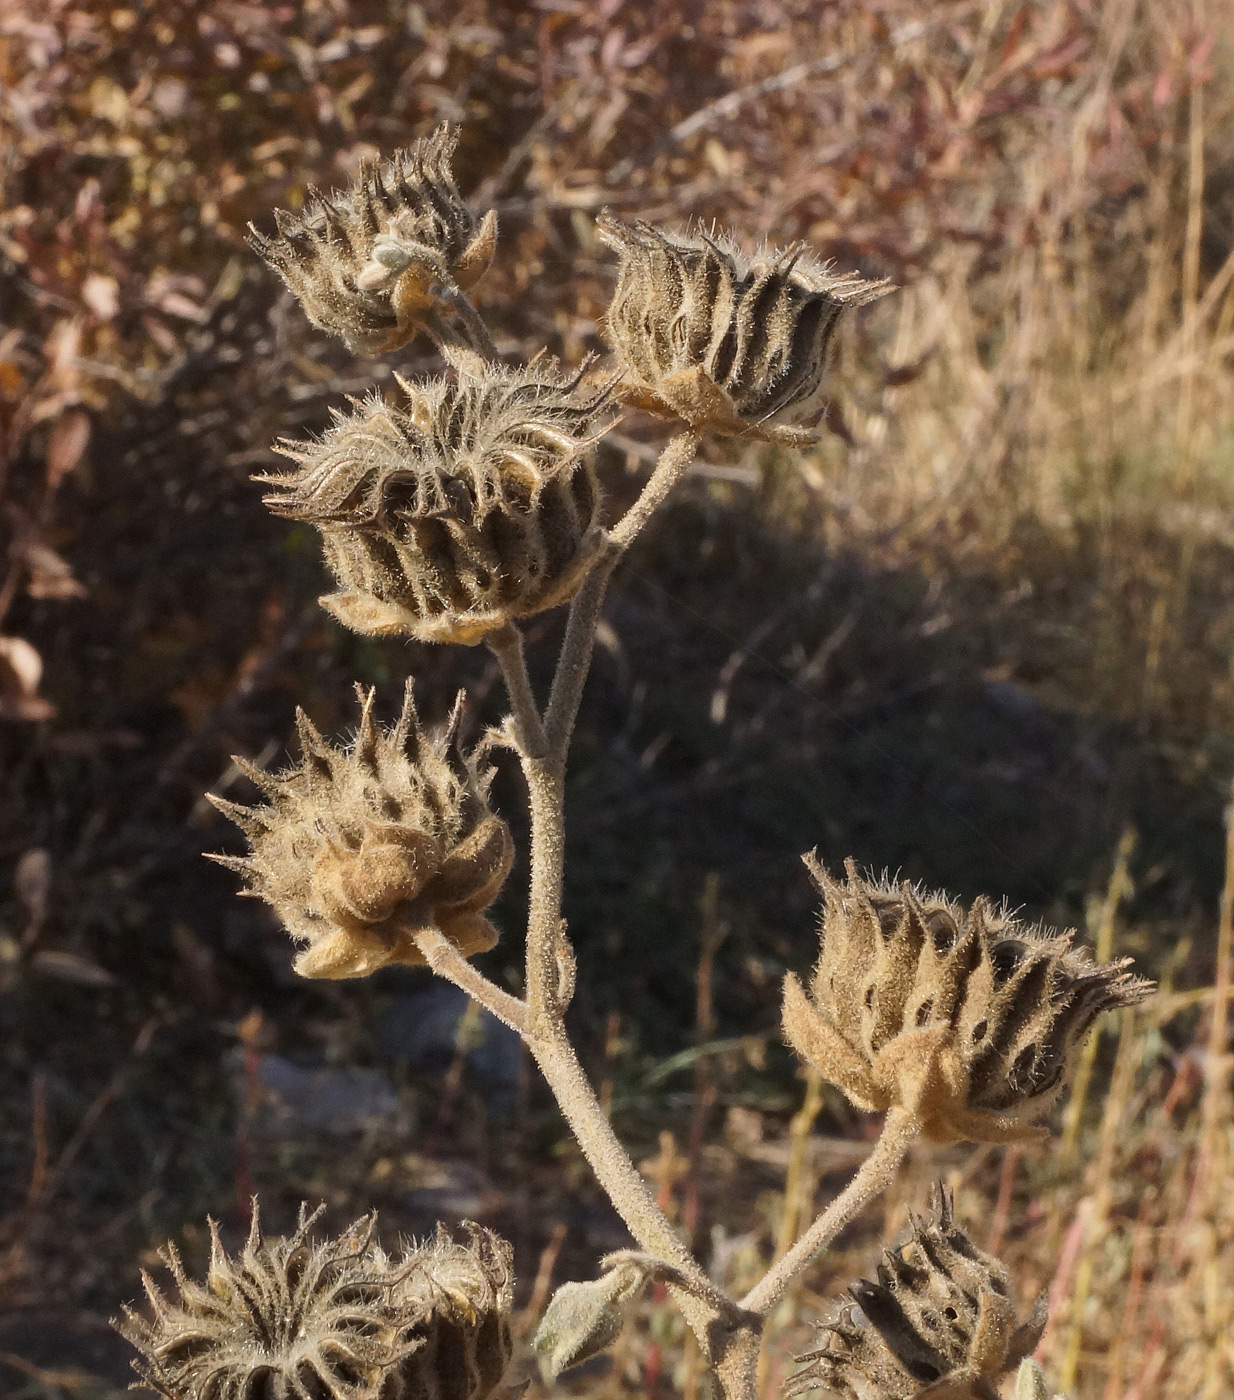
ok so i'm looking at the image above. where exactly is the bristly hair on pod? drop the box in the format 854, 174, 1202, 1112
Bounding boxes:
259, 360, 616, 645
376, 1223, 515, 1400
115, 1202, 404, 1400
115, 1203, 516, 1400
788, 1183, 1047, 1400
782, 857, 1153, 1144
596, 214, 891, 445
207, 682, 513, 980
248, 125, 497, 355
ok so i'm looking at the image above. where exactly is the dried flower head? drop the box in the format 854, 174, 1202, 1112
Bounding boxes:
379, 1223, 515, 1400
262, 362, 613, 644
209, 684, 512, 980
789, 1184, 1047, 1400
782, 858, 1152, 1143
116, 1204, 514, 1400
597, 214, 890, 444
249, 126, 497, 355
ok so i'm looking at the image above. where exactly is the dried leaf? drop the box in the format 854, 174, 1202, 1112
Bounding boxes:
30, 949, 118, 987
46, 409, 90, 488
81, 272, 120, 321
26, 541, 87, 599
0, 635, 53, 721
14, 848, 51, 927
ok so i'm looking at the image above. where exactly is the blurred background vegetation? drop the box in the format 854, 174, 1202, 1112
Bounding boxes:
1, 2, 1232, 1396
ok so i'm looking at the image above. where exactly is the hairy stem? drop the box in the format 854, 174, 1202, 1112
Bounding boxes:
424, 293, 500, 365
526, 1025, 726, 1307
487, 624, 548, 759
490, 427, 766, 1396
740, 1107, 919, 1316
523, 756, 568, 1018
410, 927, 528, 1035
445, 287, 501, 360
544, 554, 619, 756
543, 429, 697, 752
610, 429, 698, 548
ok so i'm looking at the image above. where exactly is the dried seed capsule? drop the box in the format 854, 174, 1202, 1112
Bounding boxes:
208, 684, 512, 980
379, 1223, 515, 1400
249, 125, 497, 355
597, 214, 890, 444
115, 1204, 514, 1400
782, 858, 1152, 1143
789, 1185, 1047, 1400
262, 362, 613, 645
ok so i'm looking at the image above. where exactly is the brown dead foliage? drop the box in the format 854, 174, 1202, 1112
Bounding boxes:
0, 2, 1231, 1398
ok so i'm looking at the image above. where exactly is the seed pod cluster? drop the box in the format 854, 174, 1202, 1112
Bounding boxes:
790, 1185, 1047, 1400
597, 214, 890, 444
116, 1204, 513, 1400
263, 363, 613, 644
249, 125, 497, 355
209, 684, 511, 980
782, 858, 1152, 1143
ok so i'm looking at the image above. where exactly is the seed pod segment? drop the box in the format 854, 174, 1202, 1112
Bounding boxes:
262, 362, 614, 645
249, 125, 497, 355
782, 858, 1152, 1144
789, 1184, 1047, 1400
115, 1203, 514, 1400
597, 214, 891, 444
208, 684, 512, 980
377, 1222, 515, 1400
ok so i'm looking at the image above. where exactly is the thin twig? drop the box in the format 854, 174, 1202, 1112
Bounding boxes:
544, 555, 620, 756
741, 1108, 919, 1316
609, 430, 699, 549
543, 431, 697, 753
487, 623, 548, 759
410, 927, 528, 1035
607, 21, 930, 182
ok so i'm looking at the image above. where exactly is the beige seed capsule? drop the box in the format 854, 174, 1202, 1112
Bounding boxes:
782, 857, 1152, 1143
115, 1204, 514, 1400
597, 214, 890, 444
249, 125, 497, 355
261, 362, 614, 645
207, 683, 512, 980
378, 1223, 515, 1400
789, 1184, 1047, 1400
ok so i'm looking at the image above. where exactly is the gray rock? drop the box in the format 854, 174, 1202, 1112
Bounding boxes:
377, 983, 522, 1119
232, 1050, 401, 1136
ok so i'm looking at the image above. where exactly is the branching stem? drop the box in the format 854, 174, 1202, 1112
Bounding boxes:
463, 427, 910, 1400
487, 624, 548, 759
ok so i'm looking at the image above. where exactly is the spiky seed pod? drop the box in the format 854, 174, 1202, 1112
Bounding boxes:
377, 1224, 514, 1400
115, 1204, 402, 1400
115, 1205, 514, 1400
596, 214, 890, 444
249, 125, 497, 355
208, 683, 512, 980
261, 362, 614, 644
782, 858, 1153, 1144
789, 1185, 1047, 1400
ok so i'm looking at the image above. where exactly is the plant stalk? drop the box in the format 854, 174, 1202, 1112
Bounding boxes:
410, 927, 528, 1035
741, 1107, 919, 1316
488, 428, 785, 1397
